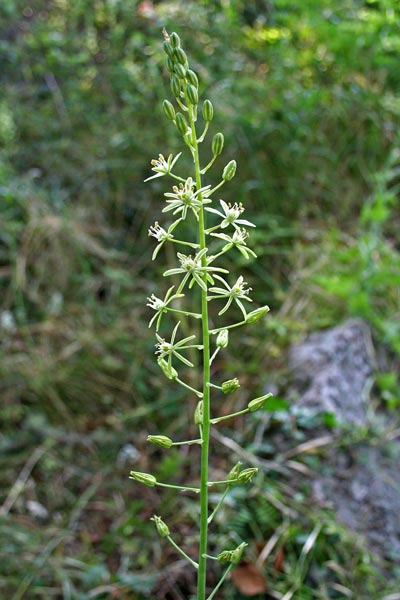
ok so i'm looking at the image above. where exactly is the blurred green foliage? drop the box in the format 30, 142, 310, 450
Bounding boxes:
1, 0, 399, 598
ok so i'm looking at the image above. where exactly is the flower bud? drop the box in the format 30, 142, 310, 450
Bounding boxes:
158, 358, 178, 380
166, 56, 175, 73
248, 393, 273, 412
163, 100, 175, 121
217, 550, 232, 564
151, 515, 170, 537
174, 47, 187, 66
237, 467, 258, 484
174, 62, 187, 79
216, 329, 229, 348
222, 159, 237, 182
186, 69, 198, 88
194, 400, 203, 425
246, 305, 270, 324
170, 32, 180, 48
170, 75, 181, 98
221, 378, 240, 394
129, 471, 157, 487
186, 84, 198, 106
212, 132, 224, 156
163, 41, 175, 58
175, 112, 189, 135
227, 461, 242, 482
147, 435, 173, 448
202, 99, 214, 122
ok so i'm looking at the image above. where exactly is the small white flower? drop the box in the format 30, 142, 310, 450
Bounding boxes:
147, 286, 184, 330
163, 248, 228, 293
148, 219, 181, 260
155, 321, 202, 368
164, 177, 211, 220
211, 227, 257, 260
206, 199, 255, 230
144, 152, 182, 182
208, 274, 253, 318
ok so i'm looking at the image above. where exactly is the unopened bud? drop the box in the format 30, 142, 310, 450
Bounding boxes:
163, 100, 175, 121
158, 358, 178, 380
248, 393, 272, 412
186, 84, 198, 106
212, 132, 224, 156
227, 461, 242, 482
147, 435, 173, 449
194, 400, 203, 425
166, 56, 175, 73
222, 159, 237, 182
170, 32, 180, 48
217, 550, 232, 564
216, 329, 229, 348
202, 99, 214, 122
186, 69, 199, 88
174, 47, 187, 66
129, 471, 157, 487
175, 112, 189, 135
246, 305, 270, 324
221, 378, 240, 394
163, 41, 175, 58
170, 75, 181, 98
174, 62, 187, 79
151, 515, 170, 537
237, 467, 258, 484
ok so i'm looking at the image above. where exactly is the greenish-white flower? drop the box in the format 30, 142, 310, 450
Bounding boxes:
211, 227, 257, 259
206, 199, 255, 230
148, 219, 181, 260
144, 152, 182, 182
208, 274, 252, 318
147, 286, 184, 330
163, 177, 211, 219
163, 248, 228, 293
155, 321, 202, 368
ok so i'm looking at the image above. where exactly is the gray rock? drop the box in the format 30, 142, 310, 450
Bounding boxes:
288, 319, 375, 424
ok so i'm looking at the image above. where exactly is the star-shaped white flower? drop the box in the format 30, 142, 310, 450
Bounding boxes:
144, 153, 182, 182
210, 228, 257, 260
155, 321, 202, 368
163, 177, 211, 220
206, 200, 255, 230
163, 248, 229, 293
207, 274, 252, 318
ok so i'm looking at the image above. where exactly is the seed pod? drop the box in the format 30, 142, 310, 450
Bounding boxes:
170, 32, 180, 48
194, 400, 203, 424
129, 471, 157, 487
221, 378, 240, 394
186, 84, 198, 106
230, 542, 248, 564
248, 393, 272, 412
186, 69, 199, 88
175, 112, 189, 135
222, 159, 237, 181
174, 62, 187, 79
147, 435, 173, 448
163, 41, 175, 58
216, 329, 229, 348
237, 467, 258, 484
151, 515, 170, 538
212, 132, 224, 156
158, 358, 178, 380
170, 75, 181, 98
163, 99, 175, 121
202, 99, 214, 122
174, 47, 187, 66
217, 550, 233, 564
246, 305, 270, 324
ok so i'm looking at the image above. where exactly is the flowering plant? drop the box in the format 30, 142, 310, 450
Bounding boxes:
130, 30, 271, 599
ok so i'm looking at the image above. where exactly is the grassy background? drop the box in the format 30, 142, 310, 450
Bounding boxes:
1, 0, 399, 598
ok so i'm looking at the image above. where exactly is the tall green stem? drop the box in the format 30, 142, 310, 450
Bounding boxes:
189, 107, 210, 600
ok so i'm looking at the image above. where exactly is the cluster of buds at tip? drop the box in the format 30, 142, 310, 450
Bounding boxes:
216, 329, 229, 348
147, 435, 173, 448
221, 378, 240, 394
129, 471, 157, 487
247, 392, 273, 412
237, 467, 258, 484
217, 542, 248, 564
246, 305, 270, 324
151, 515, 170, 538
